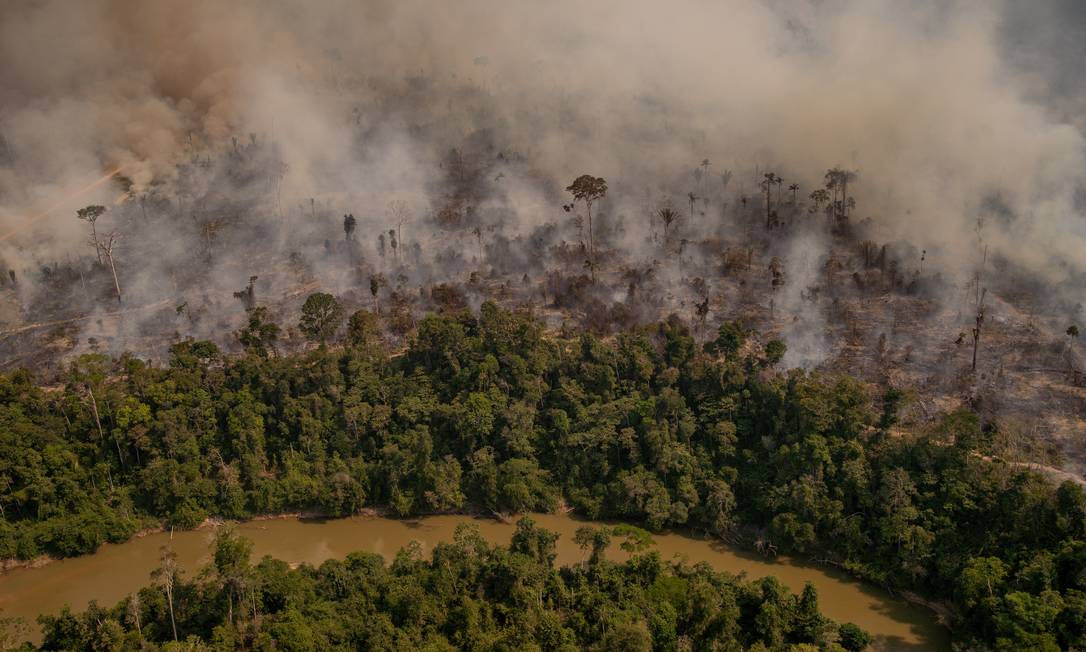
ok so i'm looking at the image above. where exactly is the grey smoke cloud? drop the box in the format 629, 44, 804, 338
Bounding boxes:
0, 0, 1083, 356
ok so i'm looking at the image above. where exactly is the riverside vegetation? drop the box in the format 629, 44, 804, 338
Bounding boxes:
1, 301, 1085, 650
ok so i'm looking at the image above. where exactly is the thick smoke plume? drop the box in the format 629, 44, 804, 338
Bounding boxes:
0, 0, 1083, 361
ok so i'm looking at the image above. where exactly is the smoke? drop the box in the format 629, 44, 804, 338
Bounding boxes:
0, 0, 1084, 359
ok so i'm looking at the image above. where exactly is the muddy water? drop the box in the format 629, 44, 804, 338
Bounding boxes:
0, 514, 947, 650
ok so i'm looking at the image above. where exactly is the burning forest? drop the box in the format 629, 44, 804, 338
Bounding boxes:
1, 0, 1086, 474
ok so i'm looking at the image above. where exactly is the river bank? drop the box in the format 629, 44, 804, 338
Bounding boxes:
0, 512, 949, 650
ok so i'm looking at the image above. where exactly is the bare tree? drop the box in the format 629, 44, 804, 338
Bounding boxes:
152, 546, 180, 642
97, 232, 122, 304
126, 591, 142, 637
389, 200, 410, 254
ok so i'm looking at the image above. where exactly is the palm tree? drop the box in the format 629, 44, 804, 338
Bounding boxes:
789, 183, 799, 204
658, 207, 679, 240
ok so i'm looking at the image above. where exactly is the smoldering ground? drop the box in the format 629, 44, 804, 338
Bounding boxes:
0, 0, 1084, 375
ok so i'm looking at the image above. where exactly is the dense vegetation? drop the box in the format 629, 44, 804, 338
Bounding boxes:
1, 302, 1085, 649
22, 521, 867, 651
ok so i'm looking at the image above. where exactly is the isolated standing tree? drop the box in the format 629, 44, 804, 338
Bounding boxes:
1068, 325, 1080, 356
97, 232, 123, 304
789, 183, 800, 204
343, 213, 356, 241
299, 292, 344, 346
76, 205, 106, 264
565, 175, 607, 258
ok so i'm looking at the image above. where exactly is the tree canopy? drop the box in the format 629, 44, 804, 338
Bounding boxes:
0, 304, 1083, 649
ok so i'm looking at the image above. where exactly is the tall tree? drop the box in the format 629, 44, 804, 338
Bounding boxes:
76, 205, 106, 264
565, 175, 607, 258
212, 526, 252, 625
298, 292, 344, 346
152, 546, 180, 642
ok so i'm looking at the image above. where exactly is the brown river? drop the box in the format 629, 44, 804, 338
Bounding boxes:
0, 513, 947, 650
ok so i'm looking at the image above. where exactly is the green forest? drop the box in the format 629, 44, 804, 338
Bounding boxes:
2, 301, 1085, 650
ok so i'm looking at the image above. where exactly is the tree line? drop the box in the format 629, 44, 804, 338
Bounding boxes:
0, 302, 1084, 649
